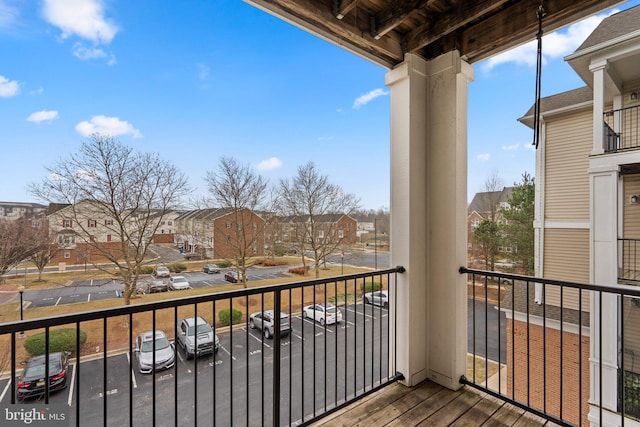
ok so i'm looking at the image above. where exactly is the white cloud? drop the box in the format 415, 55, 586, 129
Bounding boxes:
477, 153, 491, 162
0, 74, 19, 97
482, 9, 618, 71
27, 110, 59, 123
0, 0, 19, 29
75, 115, 142, 138
197, 63, 210, 81
502, 144, 519, 151
30, 87, 44, 95
42, 0, 118, 44
256, 157, 282, 171
73, 44, 106, 60
353, 88, 388, 110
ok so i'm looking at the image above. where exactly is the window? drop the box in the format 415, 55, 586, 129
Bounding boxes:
104, 219, 113, 226
64, 250, 70, 259
168, 221, 173, 226
226, 222, 232, 229
106, 234, 112, 242
63, 219, 72, 228
338, 230, 344, 239
471, 218, 480, 229
253, 223, 257, 229
253, 246, 258, 253
318, 230, 324, 238
88, 219, 97, 228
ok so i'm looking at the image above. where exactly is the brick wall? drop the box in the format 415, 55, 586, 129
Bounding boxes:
506, 318, 590, 425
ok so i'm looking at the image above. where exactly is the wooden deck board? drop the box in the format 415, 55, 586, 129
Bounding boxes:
308, 380, 566, 427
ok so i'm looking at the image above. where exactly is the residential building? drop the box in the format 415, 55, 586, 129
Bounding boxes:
0, 201, 47, 220
174, 208, 265, 260
467, 187, 514, 255
278, 214, 357, 248
516, 5, 640, 425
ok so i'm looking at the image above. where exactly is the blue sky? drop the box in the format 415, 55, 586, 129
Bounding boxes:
1, 0, 639, 209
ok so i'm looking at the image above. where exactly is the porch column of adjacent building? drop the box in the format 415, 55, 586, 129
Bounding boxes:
589, 160, 620, 424
386, 51, 473, 389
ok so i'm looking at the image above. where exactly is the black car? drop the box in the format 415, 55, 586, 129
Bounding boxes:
17, 352, 70, 401
202, 264, 221, 274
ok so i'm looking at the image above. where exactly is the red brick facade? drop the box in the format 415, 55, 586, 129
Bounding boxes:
212, 209, 265, 260
507, 319, 590, 426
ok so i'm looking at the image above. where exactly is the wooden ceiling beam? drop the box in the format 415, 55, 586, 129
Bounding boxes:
334, 0, 361, 20
404, 0, 509, 53
441, 0, 623, 63
371, 0, 434, 40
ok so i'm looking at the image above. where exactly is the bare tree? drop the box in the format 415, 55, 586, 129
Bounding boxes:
30, 223, 58, 281
0, 217, 50, 282
278, 162, 360, 278
478, 169, 504, 221
29, 134, 190, 304
205, 157, 269, 287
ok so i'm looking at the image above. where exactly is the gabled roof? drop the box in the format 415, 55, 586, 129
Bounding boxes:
518, 86, 593, 128
175, 207, 263, 222
575, 5, 640, 52
468, 187, 513, 214
279, 213, 353, 224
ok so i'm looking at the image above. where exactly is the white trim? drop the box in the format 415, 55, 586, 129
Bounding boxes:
544, 221, 590, 229
504, 309, 590, 337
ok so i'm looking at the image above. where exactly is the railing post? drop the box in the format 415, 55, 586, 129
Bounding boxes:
273, 289, 281, 426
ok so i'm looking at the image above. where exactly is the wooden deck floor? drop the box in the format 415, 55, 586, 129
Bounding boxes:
308, 380, 562, 427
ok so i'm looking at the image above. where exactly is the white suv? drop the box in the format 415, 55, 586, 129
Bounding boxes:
176, 317, 219, 359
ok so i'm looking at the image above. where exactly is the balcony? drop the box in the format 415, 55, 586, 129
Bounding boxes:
603, 105, 640, 153
2, 267, 639, 425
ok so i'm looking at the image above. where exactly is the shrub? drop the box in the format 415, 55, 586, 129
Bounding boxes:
216, 260, 232, 268
288, 266, 309, 275
254, 258, 289, 267
218, 308, 242, 326
167, 263, 187, 273
360, 281, 383, 294
138, 265, 154, 275
24, 328, 87, 356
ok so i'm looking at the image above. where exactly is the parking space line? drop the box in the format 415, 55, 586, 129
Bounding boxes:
87, 294, 91, 302
126, 352, 138, 388
246, 330, 272, 349
67, 363, 76, 406
55, 296, 61, 306
219, 344, 236, 361
0, 376, 12, 402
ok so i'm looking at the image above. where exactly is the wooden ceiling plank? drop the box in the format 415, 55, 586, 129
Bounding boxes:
405, 0, 509, 53
456, 0, 624, 63
335, 0, 361, 19
372, 0, 434, 40
249, 0, 405, 64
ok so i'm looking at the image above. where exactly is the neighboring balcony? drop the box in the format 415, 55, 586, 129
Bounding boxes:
603, 105, 640, 153
2, 267, 640, 425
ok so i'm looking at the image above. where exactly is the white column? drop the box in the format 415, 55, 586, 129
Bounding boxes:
590, 61, 607, 155
588, 163, 619, 426
386, 51, 473, 390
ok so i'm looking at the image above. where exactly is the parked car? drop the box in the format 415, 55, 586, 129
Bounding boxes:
153, 266, 171, 278
224, 270, 247, 283
169, 275, 190, 290
184, 253, 203, 260
142, 278, 168, 293
176, 316, 219, 359
302, 303, 343, 325
134, 330, 175, 374
202, 264, 221, 274
249, 310, 291, 339
363, 290, 389, 308
17, 352, 70, 401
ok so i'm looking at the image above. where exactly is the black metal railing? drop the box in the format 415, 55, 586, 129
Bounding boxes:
619, 238, 640, 283
0, 267, 403, 426
603, 105, 640, 152
460, 266, 640, 427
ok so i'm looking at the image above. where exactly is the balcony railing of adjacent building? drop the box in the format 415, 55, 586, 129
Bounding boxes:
461, 266, 640, 426
0, 267, 402, 426
619, 238, 640, 283
603, 105, 640, 152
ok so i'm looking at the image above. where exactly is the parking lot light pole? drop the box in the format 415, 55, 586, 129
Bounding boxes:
18, 283, 25, 338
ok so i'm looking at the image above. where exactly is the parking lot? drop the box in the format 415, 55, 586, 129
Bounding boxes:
23, 266, 291, 309
0, 302, 390, 426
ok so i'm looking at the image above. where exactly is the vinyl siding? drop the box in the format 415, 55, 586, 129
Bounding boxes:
543, 228, 590, 311
545, 111, 591, 222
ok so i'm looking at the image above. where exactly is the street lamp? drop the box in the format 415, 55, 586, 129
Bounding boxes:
374, 218, 378, 271
341, 251, 344, 275
18, 283, 25, 338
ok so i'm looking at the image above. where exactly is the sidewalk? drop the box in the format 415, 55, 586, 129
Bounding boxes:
0, 283, 18, 305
